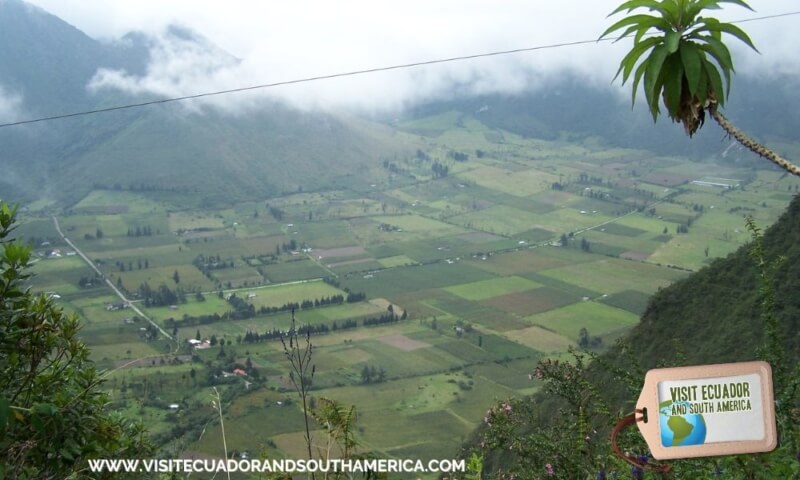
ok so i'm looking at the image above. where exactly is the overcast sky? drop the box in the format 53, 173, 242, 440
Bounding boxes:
22, 0, 800, 112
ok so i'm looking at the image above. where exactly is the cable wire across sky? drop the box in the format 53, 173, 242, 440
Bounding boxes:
1, 10, 798, 130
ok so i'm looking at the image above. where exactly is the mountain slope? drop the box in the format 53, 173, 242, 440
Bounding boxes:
398, 74, 800, 165
611, 194, 800, 369
0, 0, 132, 114
0, 0, 409, 205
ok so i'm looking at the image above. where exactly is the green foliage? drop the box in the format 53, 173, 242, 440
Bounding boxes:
310, 397, 358, 463
0, 200, 153, 478
601, 0, 757, 136
464, 452, 483, 480
467, 352, 632, 479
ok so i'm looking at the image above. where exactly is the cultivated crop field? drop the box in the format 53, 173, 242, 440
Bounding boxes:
17, 112, 800, 469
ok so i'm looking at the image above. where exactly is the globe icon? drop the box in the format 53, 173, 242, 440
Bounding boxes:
659, 400, 707, 447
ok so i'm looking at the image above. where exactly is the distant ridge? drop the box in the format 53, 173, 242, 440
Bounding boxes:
0, 0, 408, 204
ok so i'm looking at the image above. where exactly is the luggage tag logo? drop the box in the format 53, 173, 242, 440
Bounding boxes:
634, 361, 777, 460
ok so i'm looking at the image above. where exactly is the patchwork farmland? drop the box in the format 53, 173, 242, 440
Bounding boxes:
18, 112, 800, 468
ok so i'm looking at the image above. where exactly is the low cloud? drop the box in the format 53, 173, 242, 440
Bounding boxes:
0, 85, 23, 123
86, 24, 632, 115
88, 27, 243, 114
60, 0, 800, 114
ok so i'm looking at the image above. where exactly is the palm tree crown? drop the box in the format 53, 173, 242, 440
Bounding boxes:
601, 0, 800, 177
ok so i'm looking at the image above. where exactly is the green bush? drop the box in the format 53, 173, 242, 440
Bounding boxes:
0, 200, 153, 478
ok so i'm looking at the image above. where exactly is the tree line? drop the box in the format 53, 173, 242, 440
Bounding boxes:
116, 258, 150, 272
237, 312, 405, 344
126, 225, 156, 237
165, 290, 368, 327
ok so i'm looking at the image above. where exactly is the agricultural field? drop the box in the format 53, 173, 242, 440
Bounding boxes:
16, 113, 800, 471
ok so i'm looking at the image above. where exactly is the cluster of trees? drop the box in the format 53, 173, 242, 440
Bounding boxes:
242, 253, 278, 266
729, 205, 755, 214
559, 233, 572, 247
676, 217, 695, 234
577, 327, 602, 349
558, 233, 591, 252
431, 161, 449, 179
360, 365, 387, 384
138, 323, 161, 341
267, 205, 285, 221
345, 292, 366, 302
138, 282, 186, 307
582, 189, 610, 201
577, 173, 605, 185
84, 228, 103, 240
629, 187, 657, 199
126, 225, 156, 236
382, 159, 404, 174
277, 239, 299, 254
193, 254, 234, 273
115, 258, 150, 272
77, 272, 102, 288
378, 223, 401, 232
225, 293, 257, 319
448, 151, 469, 162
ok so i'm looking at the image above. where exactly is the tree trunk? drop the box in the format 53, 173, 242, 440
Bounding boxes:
709, 107, 800, 177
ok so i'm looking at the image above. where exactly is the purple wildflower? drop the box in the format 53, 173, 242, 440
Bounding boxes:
630, 465, 644, 480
